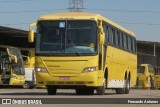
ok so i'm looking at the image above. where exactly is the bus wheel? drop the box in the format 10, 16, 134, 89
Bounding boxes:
96, 78, 106, 95
23, 82, 30, 89
47, 86, 57, 95
124, 79, 130, 94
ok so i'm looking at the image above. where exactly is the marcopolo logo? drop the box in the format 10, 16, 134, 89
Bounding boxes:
2, 99, 12, 104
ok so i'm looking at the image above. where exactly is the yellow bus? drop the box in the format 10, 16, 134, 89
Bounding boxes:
137, 64, 155, 89
28, 12, 137, 95
20, 48, 36, 89
0, 45, 25, 87
154, 67, 160, 90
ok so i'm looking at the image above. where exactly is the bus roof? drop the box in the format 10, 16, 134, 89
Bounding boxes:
38, 12, 135, 37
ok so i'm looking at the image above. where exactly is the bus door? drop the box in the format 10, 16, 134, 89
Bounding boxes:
7, 48, 25, 85
0, 48, 11, 85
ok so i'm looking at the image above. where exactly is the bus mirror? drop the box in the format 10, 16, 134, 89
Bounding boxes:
22, 55, 30, 64
10, 55, 18, 64
28, 30, 34, 43
28, 23, 36, 43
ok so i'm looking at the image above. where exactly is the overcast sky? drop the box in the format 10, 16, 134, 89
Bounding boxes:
0, 0, 160, 42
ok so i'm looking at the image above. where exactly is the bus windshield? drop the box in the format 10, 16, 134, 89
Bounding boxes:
36, 20, 97, 56
8, 48, 25, 75
138, 66, 145, 74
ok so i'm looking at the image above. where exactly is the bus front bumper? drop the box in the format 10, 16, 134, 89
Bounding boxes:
36, 71, 102, 88
9, 78, 25, 86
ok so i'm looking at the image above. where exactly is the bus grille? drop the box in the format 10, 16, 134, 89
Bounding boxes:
47, 81, 93, 85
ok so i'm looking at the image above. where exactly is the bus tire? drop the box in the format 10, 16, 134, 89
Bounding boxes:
124, 79, 130, 94
23, 82, 30, 89
96, 77, 106, 95
47, 86, 57, 95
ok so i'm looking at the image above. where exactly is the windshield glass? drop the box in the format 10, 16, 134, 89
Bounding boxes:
8, 48, 25, 75
37, 20, 97, 56
138, 66, 145, 74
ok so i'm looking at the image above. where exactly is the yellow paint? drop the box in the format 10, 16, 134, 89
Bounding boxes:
32, 12, 137, 89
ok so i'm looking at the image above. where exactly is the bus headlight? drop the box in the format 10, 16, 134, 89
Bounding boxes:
35, 67, 48, 73
83, 66, 97, 72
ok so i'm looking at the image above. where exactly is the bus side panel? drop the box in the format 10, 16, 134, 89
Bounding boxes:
106, 46, 137, 88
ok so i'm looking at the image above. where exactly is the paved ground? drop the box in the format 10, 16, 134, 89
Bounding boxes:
0, 88, 159, 107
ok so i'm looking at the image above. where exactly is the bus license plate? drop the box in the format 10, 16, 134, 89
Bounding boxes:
60, 77, 70, 80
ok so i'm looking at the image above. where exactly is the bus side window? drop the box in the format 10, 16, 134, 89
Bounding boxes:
128, 36, 131, 52
119, 32, 123, 48
126, 35, 129, 51
123, 34, 127, 50
112, 29, 116, 45
109, 27, 113, 44
115, 30, 119, 47
132, 39, 135, 53
135, 40, 137, 53
102, 23, 108, 45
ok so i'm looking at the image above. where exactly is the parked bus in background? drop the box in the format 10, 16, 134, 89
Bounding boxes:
20, 48, 36, 89
0, 45, 25, 87
137, 64, 155, 89
154, 67, 160, 90
28, 12, 137, 95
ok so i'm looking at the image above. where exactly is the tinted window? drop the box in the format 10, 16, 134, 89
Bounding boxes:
103, 23, 109, 45
112, 29, 115, 45
148, 65, 154, 73
138, 66, 145, 74
115, 31, 119, 47
109, 27, 113, 44
128, 36, 131, 51
119, 33, 123, 48
123, 34, 127, 50
38, 20, 97, 55
132, 39, 135, 53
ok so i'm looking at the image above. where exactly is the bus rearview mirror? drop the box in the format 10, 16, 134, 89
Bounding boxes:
28, 23, 36, 43
28, 30, 34, 43
22, 55, 30, 65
